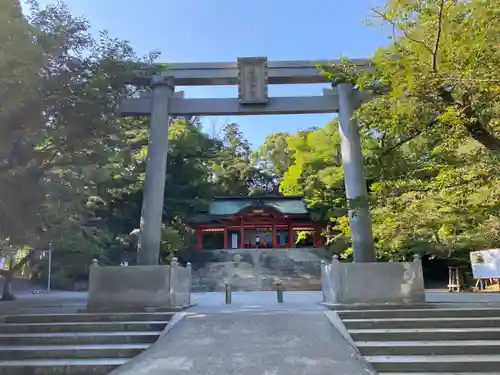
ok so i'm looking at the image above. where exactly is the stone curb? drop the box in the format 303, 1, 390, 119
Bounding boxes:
109, 312, 188, 375
323, 311, 357, 347
323, 311, 377, 374
158, 312, 188, 338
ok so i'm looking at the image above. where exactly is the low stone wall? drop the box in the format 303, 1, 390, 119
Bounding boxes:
170, 262, 191, 307
190, 248, 328, 291
87, 259, 191, 310
321, 257, 426, 304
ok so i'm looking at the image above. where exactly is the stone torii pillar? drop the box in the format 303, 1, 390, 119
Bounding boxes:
137, 75, 174, 265
337, 83, 376, 263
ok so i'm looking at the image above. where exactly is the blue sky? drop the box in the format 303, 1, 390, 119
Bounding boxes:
34, 0, 389, 147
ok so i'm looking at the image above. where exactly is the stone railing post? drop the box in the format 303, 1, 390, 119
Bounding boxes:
186, 261, 192, 305
411, 253, 425, 301
413, 254, 423, 280
330, 255, 343, 303
413, 253, 422, 265
170, 257, 179, 307
320, 260, 327, 302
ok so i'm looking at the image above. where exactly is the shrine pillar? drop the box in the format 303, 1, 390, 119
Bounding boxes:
196, 228, 203, 250
337, 83, 376, 263
137, 75, 174, 265
239, 217, 244, 248
272, 222, 277, 248
313, 232, 323, 248
223, 227, 229, 249
288, 223, 294, 248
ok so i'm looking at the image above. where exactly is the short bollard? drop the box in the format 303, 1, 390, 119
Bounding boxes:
276, 282, 284, 303
225, 283, 231, 304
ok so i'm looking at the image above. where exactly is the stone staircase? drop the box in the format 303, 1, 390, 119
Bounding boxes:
0, 312, 173, 375
337, 305, 500, 374
190, 248, 327, 291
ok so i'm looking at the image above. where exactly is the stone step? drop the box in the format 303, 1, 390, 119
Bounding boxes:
3, 312, 174, 324
0, 321, 169, 334
326, 304, 436, 311
349, 327, 500, 341
378, 373, 500, 375
0, 343, 150, 360
337, 307, 500, 319
365, 354, 500, 373
0, 331, 160, 345
0, 358, 128, 375
357, 340, 500, 356
343, 317, 500, 330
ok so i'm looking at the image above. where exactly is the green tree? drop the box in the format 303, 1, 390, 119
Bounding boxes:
252, 132, 293, 186
0, 0, 144, 298
212, 123, 274, 196
279, 120, 380, 254
102, 117, 224, 264
1, 0, 297, 295
316, 0, 500, 261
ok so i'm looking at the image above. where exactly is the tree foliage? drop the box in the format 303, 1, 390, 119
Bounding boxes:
212, 123, 275, 196
252, 132, 293, 187
298, 0, 500, 260
3, 0, 500, 295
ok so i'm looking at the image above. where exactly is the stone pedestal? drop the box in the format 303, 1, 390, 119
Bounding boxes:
321, 256, 425, 304
87, 260, 191, 311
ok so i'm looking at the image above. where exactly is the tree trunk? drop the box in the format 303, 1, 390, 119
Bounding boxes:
460, 97, 500, 152
1, 273, 16, 301
463, 119, 500, 152
0, 249, 34, 301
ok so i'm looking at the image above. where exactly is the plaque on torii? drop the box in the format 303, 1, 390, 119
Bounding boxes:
237, 57, 269, 105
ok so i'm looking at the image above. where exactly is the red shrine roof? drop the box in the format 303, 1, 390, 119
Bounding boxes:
188, 195, 310, 225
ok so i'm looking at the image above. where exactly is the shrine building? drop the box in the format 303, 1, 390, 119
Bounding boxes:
188, 196, 324, 250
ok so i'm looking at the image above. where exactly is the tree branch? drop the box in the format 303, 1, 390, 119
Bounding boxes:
432, 0, 446, 73
389, 175, 488, 196
380, 131, 423, 158
372, 8, 433, 55
0, 249, 34, 277
380, 117, 439, 158
458, 93, 500, 151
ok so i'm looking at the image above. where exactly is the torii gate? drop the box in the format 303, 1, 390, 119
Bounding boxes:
120, 57, 376, 265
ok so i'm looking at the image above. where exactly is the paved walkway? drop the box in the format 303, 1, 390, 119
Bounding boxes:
110, 310, 376, 375
426, 290, 500, 304
191, 291, 325, 311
